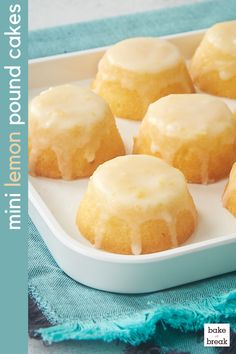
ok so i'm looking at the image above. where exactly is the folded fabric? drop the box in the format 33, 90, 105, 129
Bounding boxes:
29, 219, 236, 348
28, 0, 236, 352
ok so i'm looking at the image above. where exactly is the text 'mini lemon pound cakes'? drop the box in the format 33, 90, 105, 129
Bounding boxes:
76, 155, 197, 255
133, 94, 236, 184
190, 21, 236, 99
92, 37, 194, 120
29, 85, 125, 180
223, 163, 236, 217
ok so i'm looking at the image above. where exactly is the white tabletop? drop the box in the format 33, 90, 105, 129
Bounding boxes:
28, 0, 197, 353
29, 0, 196, 31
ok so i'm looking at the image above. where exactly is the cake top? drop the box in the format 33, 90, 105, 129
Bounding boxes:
29, 85, 108, 130
91, 155, 187, 207
106, 37, 182, 73
146, 94, 235, 138
206, 20, 236, 57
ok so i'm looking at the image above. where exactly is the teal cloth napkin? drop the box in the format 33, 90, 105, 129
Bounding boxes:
29, 0, 236, 59
29, 0, 236, 351
29, 220, 236, 347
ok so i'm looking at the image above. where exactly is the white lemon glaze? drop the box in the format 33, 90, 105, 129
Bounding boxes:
147, 94, 234, 138
106, 37, 182, 73
29, 85, 110, 179
207, 21, 236, 58
30, 85, 107, 130
88, 155, 197, 254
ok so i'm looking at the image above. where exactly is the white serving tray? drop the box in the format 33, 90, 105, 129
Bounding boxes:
29, 29, 236, 294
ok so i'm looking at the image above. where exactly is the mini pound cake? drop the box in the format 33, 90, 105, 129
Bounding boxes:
190, 21, 236, 98
133, 94, 236, 184
223, 163, 236, 217
76, 155, 197, 255
29, 85, 125, 180
92, 37, 194, 120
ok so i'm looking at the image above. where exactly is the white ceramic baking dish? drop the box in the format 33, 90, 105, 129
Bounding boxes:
29, 29, 236, 294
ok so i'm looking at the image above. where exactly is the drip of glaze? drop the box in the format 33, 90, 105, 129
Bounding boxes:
131, 205, 197, 255
149, 138, 210, 184
150, 142, 160, 154
159, 211, 178, 248
29, 149, 39, 176
94, 214, 108, 249
200, 153, 209, 185
92, 209, 195, 255
94, 217, 107, 248
219, 70, 234, 80
52, 146, 75, 180
130, 224, 142, 255
85, 150, 96, 163
168, 222, 178, 248
94, 229, 104, 249
222, 164, 236, 207
34, 133, 104, 178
